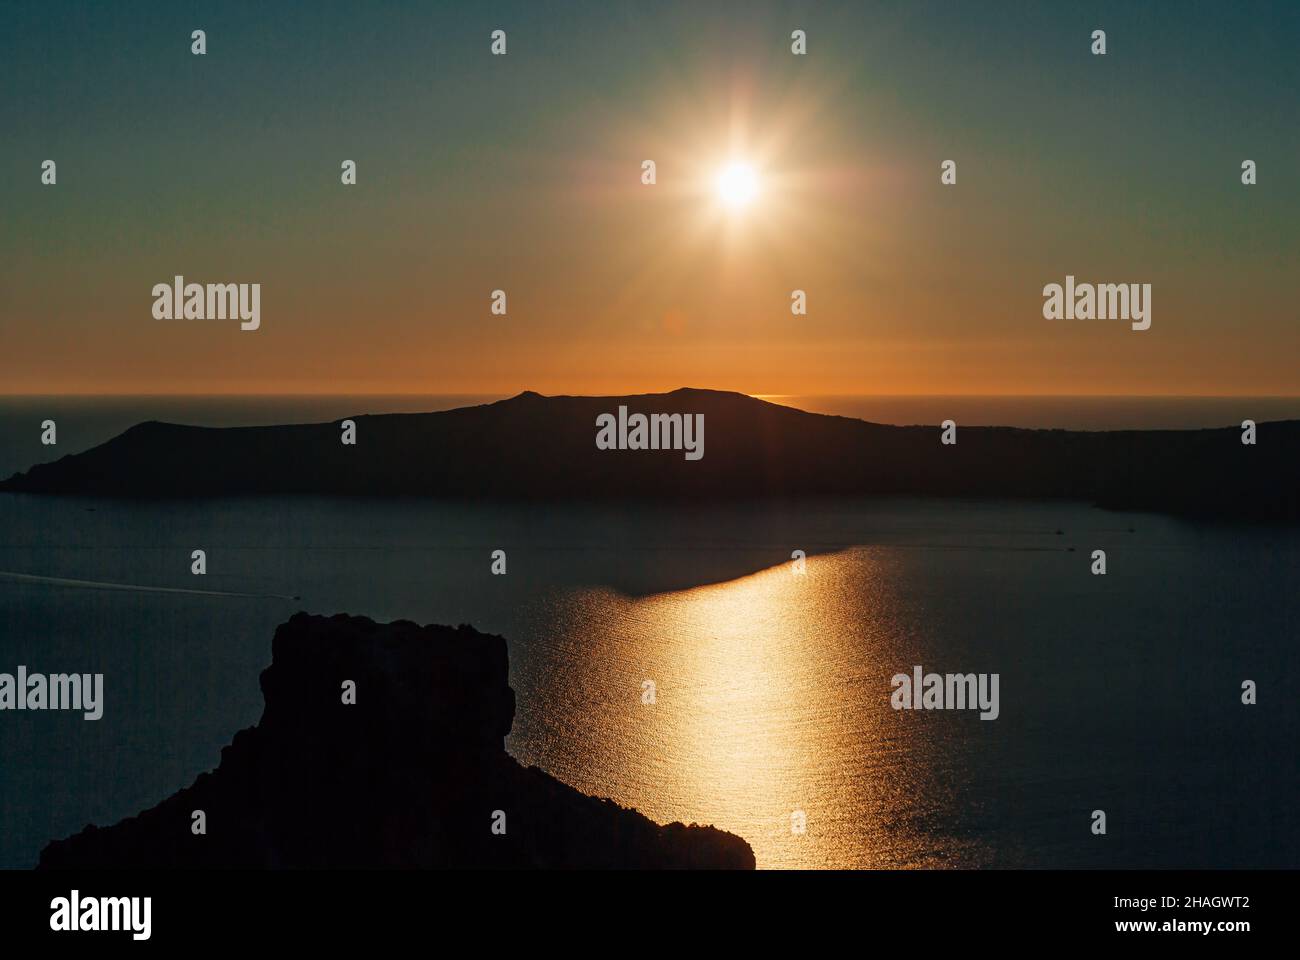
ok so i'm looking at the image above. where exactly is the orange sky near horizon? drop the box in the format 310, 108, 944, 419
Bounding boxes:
3, 3, 1297, 398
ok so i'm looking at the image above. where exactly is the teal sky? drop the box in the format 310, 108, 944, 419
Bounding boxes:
1, 1, 1297, 394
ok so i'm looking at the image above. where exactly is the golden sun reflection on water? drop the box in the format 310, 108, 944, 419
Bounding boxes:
515, 548, 993, 869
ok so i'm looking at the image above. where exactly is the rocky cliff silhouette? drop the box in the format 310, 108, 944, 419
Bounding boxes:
4, 388, 1297, 519
38, 613, 755, 869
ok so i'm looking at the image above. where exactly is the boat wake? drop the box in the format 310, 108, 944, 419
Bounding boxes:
0, 570, 297, 600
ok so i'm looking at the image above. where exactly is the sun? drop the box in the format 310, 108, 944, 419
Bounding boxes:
715, 162, 759, 210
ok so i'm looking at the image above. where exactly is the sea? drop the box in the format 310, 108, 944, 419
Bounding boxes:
1, 395, 1297, 869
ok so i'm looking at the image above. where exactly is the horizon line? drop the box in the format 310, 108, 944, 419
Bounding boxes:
3, 391, 1300, 400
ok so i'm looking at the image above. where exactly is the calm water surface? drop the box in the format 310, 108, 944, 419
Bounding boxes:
2, 495, 1296, 869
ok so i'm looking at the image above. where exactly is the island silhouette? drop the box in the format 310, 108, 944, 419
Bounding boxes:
3, 389, 1296, 520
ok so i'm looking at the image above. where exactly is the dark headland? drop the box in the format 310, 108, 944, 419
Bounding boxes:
39, 612, 755, 869
4, 389, 1297, 520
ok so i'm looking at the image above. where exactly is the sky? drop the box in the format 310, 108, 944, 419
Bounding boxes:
1, 0, 1297, 396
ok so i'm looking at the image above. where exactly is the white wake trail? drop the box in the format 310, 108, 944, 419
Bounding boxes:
0, 570, 297, 600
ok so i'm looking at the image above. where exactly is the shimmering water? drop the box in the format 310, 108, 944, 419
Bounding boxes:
2, 494, 1296, 869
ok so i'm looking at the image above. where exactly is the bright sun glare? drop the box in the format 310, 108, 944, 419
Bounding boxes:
715, 162, 759, 210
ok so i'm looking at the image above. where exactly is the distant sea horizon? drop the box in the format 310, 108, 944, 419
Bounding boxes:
3, 393, 1300, 480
